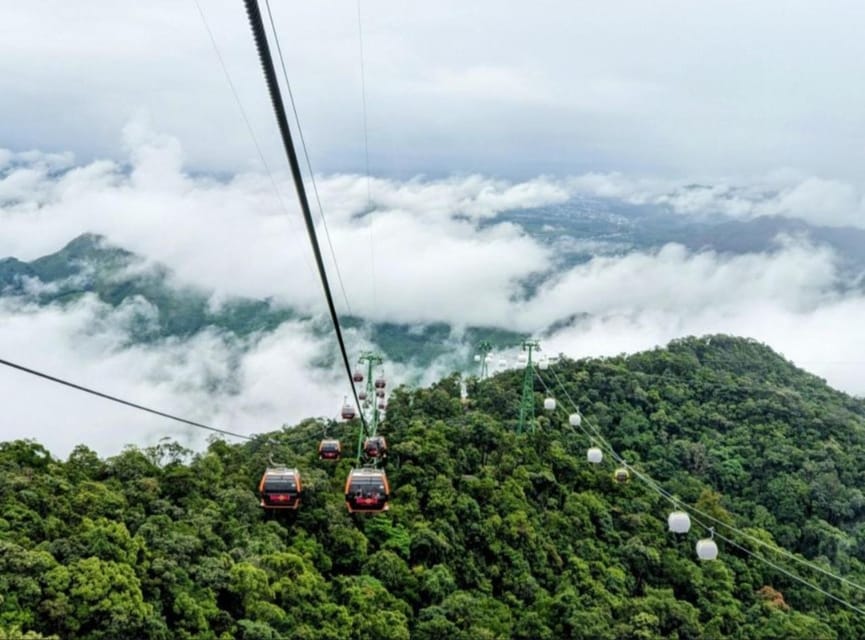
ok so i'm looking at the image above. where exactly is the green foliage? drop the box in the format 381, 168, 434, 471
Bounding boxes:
2, 335, 865, 637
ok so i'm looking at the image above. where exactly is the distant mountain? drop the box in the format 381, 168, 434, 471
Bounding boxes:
498, 197, 865, 277
0, 234, 524, 367
5, 200, 865, 371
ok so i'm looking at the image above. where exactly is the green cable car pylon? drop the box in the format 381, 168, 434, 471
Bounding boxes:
353, 352, 384, 464
475, 341, 493, 379
517, 340, 540, 434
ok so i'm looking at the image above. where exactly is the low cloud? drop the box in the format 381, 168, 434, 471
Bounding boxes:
568, 172, 865, 229
4, 131, 865, 456
0, 294, 343, 457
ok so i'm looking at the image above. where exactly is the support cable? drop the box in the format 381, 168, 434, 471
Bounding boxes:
543, 364, 865, 596
0, 357, 255, 441
535, 364, 865, 607
192, 0, 317, 282
243, 0, 366, 430
356, 0, 378, 310
263, 0, 353, 315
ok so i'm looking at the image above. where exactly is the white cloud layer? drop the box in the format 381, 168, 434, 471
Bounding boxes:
4, 134, 865, 456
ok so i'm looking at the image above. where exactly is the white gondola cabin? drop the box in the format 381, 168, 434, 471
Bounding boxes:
668, 511, 691, 534
696, 538, 718, 560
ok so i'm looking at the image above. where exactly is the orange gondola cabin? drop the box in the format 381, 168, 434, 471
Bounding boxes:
259, 467, 302, 510
318, 439, 342, 460
363, 435, 387, 459
344, 468, 390, 513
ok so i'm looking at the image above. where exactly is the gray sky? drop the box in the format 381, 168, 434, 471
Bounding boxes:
3, 1, 865, 180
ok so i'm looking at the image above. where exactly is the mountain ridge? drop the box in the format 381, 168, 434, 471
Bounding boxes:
1, 335, 864, 638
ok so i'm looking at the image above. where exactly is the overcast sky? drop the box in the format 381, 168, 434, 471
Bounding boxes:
5, 2, 865, 456
3, 1, 865, 181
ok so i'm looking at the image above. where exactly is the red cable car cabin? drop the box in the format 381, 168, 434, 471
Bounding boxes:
344, 468, 390, 513
259, 468, 302, 510
341, 403, 356, 420
363, 435, 387, 459
318, 439, 342, 460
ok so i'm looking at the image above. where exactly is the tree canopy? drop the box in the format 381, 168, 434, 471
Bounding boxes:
2, 335, 865, 639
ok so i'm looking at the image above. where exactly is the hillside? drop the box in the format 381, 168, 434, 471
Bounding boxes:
2, 336, 865, 639
0, 234, 524, 368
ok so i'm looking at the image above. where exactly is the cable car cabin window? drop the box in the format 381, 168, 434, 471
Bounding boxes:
349, 478, 386, 495
263, 478, 297, 493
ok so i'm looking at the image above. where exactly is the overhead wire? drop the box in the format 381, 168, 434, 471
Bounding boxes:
191, 0, 318, 283
0, 357, 255, 441
542, 363, 865, 597
262, 0, 353, 316
356, 0, 378, 311
532, 362, 865, 614
713, 528, 865, 616
243, 0, 366, 430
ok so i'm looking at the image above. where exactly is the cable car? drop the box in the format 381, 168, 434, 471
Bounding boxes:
259, 468, 302, 510
613, 467, 630, 483
358, 390, 368, 401
587, 447, 603, 464
345, 468, 390, 513
318, 439, 341, 460
374, 377, 386, 390
341, 402, 356, 420
376, 388, 385, 398
353, 369, 364, 382
668, 510, 691, 534
544, 397, 556, 411
378, 399, 387, 411
363, 435, 387, 458
696, 538, 718, 560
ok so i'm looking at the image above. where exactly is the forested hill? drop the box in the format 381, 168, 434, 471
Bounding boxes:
3, 335, 865, 639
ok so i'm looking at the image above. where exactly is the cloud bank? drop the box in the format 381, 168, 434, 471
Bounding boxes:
3, 132, 865, 456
